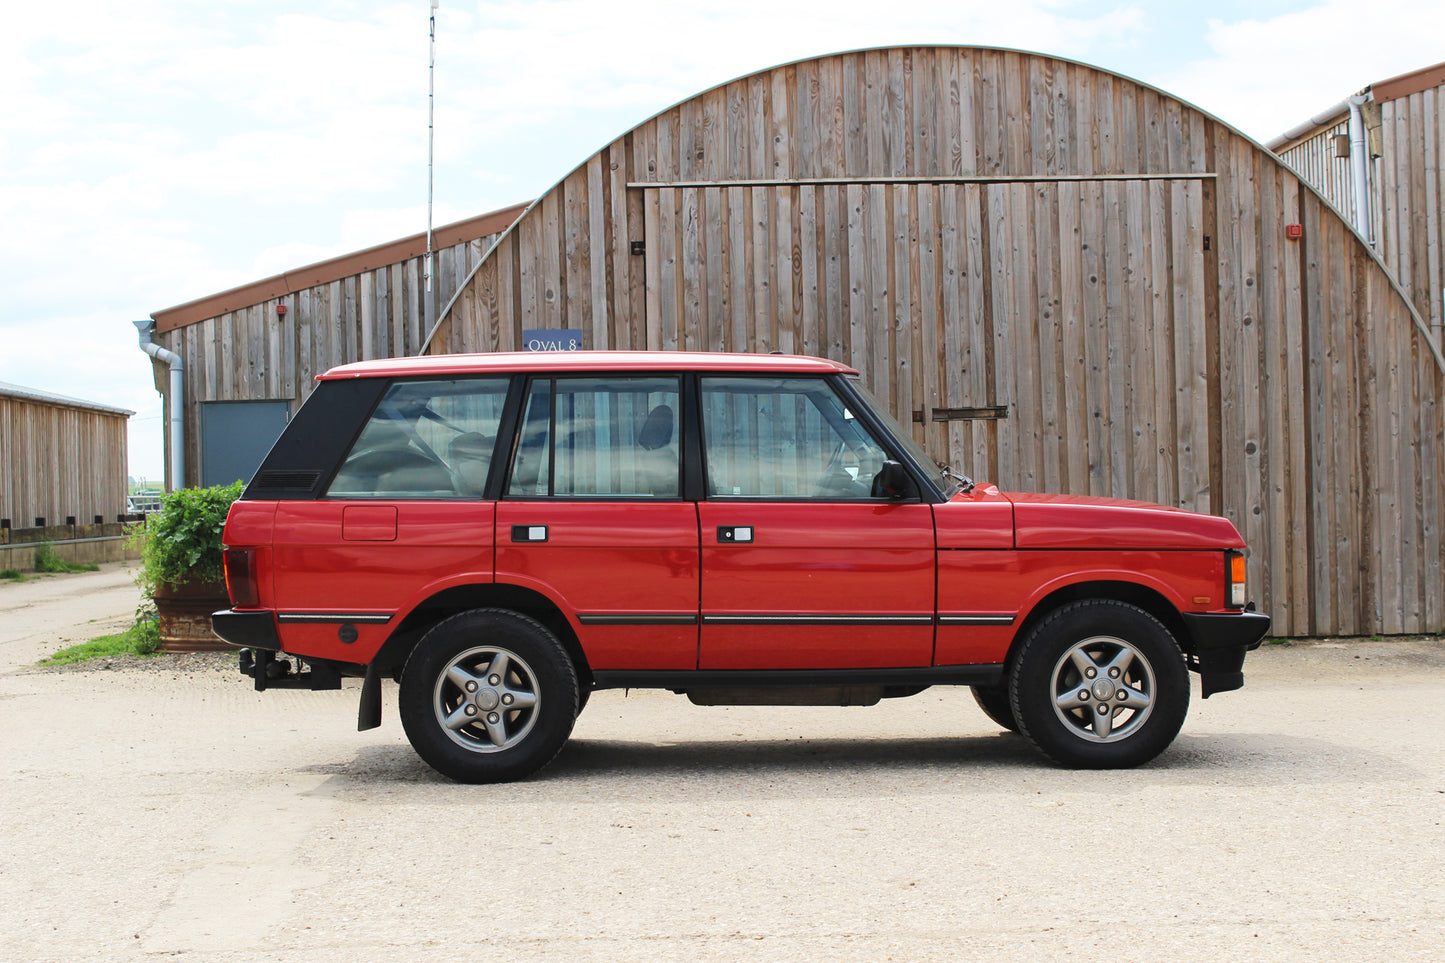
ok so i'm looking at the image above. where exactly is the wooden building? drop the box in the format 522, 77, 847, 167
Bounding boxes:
424, 45, 1445, 638
147, 204, 527, 489
1269, 60, 1445, 350
0, 382, 131, 528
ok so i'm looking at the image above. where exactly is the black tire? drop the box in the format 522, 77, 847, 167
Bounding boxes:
1008, 600, 1189, 769
399, 609, 579, 783
970, 684, 1019, 732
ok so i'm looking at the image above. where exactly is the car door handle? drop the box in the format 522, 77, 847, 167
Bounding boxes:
716, 526, 753, 543
511, 525, 549, 543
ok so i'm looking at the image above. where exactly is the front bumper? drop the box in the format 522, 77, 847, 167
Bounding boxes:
1181, 609, 1271, 697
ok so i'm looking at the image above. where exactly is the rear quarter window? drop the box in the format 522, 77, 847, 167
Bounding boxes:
327, 378, 510, 499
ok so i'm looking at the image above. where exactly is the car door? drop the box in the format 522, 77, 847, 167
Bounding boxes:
494, 375, 700, 671
270, 376, 507, 662
696, 375, 936, 670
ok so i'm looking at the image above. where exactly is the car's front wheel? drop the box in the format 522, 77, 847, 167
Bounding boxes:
399, 609, 578, 783
1009, 600, 1189, 768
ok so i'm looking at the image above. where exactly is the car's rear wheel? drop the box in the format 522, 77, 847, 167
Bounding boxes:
399, 609, 578, 783
970, 684, 1019, 732
1009, 600, 1188, 768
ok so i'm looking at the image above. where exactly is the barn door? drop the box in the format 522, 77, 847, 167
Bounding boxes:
641, 178, 1210, 509
978, 178, 1211, 509
640, 183, 988, 470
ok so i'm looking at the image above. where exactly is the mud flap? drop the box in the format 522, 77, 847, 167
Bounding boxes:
358, 664, 382, 731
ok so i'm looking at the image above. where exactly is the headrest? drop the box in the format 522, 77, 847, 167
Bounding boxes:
638, 404, 674, 451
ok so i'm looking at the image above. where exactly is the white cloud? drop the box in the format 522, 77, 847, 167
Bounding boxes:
1159, 1, 1445, 142
9, 0, 1444, 479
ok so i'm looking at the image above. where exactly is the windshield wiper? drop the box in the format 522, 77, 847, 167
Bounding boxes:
942, 465, 975, 494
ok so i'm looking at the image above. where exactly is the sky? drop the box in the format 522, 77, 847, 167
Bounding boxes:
4, 0, 1444, 482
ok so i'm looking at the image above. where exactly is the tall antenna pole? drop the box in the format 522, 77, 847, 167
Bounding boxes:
425, 0, 438, 327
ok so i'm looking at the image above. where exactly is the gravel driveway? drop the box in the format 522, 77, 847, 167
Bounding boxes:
3, 565, 1443, 961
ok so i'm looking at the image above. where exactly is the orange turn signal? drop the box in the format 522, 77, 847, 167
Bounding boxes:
1227, 552, 1247, 608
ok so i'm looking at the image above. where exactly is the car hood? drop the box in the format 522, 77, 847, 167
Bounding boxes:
1004, 491, 1245, 551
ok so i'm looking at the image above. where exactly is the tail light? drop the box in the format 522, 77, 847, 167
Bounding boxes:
224, 547, 260, 608
1226, 551, 1247, 609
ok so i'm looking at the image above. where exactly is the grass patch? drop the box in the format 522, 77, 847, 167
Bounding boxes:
1, 569, 25, 581
33, 543, 100, 575
40, 617, 160, 666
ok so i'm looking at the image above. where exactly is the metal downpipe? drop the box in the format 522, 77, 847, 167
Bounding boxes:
1348, 95, 1374, 246
133, 319, 185, 491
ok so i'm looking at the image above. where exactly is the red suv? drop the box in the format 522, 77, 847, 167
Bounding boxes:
214, 351, 1268, 782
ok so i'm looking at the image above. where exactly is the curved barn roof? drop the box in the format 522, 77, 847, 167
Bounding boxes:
426, 45, 1445, 637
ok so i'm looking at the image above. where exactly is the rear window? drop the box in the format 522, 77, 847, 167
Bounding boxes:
327, 378, 510, 498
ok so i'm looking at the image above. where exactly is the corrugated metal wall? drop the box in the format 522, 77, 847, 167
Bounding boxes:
428, 45, 1445, 637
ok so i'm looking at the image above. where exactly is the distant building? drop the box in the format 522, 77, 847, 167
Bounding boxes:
143, 205, 528, 490
0, 382, 131, 527
1269, 60, 1445, 346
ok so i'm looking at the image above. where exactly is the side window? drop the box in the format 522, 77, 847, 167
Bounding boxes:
506, 377, 681, 498
327, 378, 509, 498
701, 377, 889, 499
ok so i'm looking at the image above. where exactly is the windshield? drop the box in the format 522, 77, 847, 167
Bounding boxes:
847, 377, 965, 498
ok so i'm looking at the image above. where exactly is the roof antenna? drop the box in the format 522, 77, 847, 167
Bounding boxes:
424, 0, 439, 332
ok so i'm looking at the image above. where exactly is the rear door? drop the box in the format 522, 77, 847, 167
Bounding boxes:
696, 376, 936, 670
494, 375, 700, 671
271, 377, 508, 662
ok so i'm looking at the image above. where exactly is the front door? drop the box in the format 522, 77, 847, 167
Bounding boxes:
696, 375, 936, 670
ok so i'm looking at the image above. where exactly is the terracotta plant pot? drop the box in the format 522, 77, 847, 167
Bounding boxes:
153, 578, 233, 652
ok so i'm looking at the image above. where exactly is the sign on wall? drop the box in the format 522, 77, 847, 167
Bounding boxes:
522, 329, 583, 351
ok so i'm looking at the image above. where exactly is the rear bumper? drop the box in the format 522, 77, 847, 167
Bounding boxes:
211, 609, 282, 652
1181, 610, 1271, 697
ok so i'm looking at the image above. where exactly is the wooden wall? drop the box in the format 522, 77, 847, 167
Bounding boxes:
1276, 81, 1445, 349
429, 45, 1445, 637
1275, 118, 1370, 232
1378, 83, 1445, 346
0, 392, 129, 526
156, 230, 508, 490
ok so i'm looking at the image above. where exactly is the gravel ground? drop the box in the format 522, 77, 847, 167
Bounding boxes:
29, 650, 238, 675
4, 566, 1444, 962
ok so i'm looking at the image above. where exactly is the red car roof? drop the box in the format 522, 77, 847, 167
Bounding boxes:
318, 351, 857, 380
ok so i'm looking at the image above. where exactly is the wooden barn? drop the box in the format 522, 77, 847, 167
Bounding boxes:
145, 204, 527, 489
0, 382, 131, 528
146, 45, 1445, 638
1269, 59, 1445, 349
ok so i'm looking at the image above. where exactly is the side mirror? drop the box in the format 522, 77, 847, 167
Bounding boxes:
871, 460, 918, 500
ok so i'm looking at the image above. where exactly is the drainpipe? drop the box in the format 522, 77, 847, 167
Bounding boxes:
1348, 95, 1374, 246
133, 319, 185, 492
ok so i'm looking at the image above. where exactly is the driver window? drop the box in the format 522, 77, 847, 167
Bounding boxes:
327, 378, 509, 498
700, 377, 888, 498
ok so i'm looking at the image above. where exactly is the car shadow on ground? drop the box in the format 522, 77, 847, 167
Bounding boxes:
299, 728, 1418, 796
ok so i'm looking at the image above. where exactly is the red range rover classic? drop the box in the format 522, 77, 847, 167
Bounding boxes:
213, 351, 1269, 782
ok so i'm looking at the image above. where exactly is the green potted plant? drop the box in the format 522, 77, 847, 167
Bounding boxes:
136, 481, 244, 652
